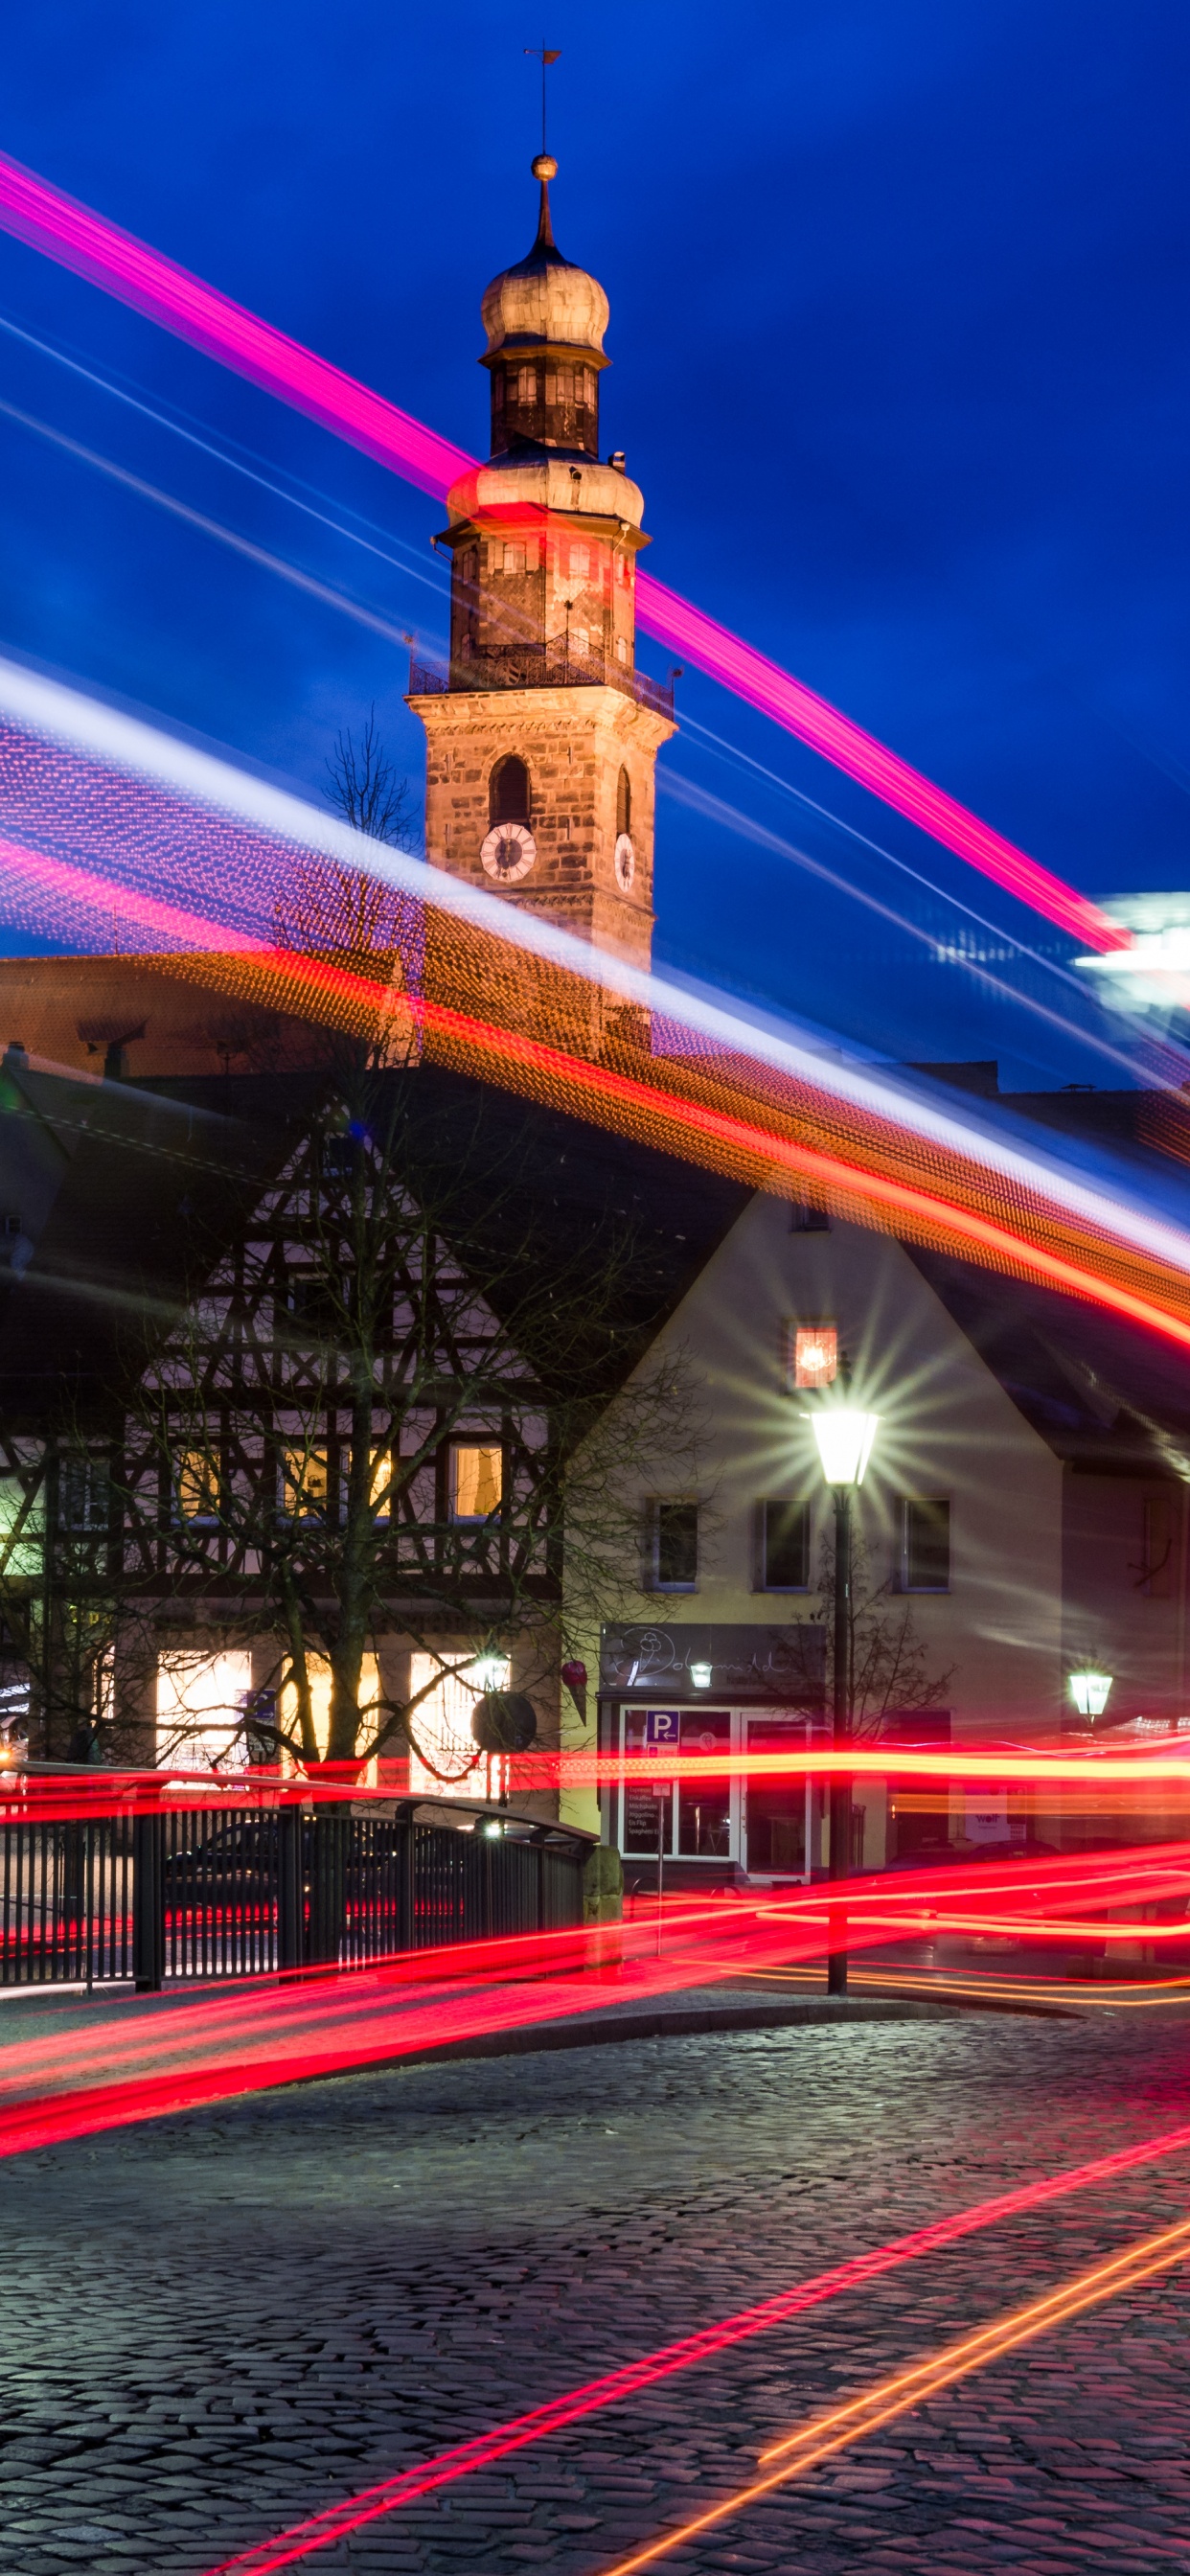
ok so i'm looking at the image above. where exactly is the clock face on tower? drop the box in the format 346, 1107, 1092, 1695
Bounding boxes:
481, 821, 537, 884
614, 832, 635, 892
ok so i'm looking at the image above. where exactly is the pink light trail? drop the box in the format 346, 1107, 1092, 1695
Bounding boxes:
0, 147, 1129, 957
202, 2112, 1190, 2573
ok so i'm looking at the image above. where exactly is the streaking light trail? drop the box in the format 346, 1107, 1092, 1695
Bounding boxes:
0, 145, 1132, 954
200, 2121, 1190, 2573
1, 662, 1188, 1350
596, 2213, 1190, 2576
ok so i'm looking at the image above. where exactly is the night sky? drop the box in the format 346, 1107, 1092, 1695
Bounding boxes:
1, 3, 1189, 1089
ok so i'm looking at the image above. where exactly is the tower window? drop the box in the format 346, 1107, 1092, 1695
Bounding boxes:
568, 542, 591, 581
616, 768, 631, 838
515, 365, 538, 405
490, 756, 531, 825
500, 541, 527, 575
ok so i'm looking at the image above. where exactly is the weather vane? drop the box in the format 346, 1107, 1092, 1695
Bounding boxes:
524, 40, 561, 154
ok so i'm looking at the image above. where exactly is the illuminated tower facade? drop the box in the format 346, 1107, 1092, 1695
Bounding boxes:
408, 155, 675, 972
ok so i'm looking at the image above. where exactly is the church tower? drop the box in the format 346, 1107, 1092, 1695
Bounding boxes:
408, 156, 675, 973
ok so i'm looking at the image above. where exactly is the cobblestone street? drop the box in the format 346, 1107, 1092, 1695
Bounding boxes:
5, 1999, 1190, 2575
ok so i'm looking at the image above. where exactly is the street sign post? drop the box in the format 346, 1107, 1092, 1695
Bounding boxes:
643, 1712, 680, 1951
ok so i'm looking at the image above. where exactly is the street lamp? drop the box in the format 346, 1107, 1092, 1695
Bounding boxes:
1069, 1670, 1112, 1722
808, 1404, 880, 1996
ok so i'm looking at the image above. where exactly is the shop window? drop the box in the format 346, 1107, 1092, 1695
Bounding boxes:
451, 1444, 503, 1521
652, 1500, 698, 1590
902, 1498, 950, 1592
761, 1499, 811, 1591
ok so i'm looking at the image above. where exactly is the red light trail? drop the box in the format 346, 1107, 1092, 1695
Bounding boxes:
198, 2120, 1190, 2573
0, 145, 1130, 955
1, 799, 1188, 1353
1, 1843, 1188, 2159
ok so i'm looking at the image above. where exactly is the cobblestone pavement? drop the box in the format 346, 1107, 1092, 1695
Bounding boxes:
6, 1999, 1190, 2576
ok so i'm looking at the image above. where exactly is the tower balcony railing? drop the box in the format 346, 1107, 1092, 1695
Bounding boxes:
408, 649, 674, 721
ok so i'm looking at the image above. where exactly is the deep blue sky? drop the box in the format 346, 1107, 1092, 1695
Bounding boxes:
1, 2, 1189, 1086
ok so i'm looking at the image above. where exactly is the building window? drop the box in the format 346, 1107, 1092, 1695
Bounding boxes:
902, 1498, 950, 1592
57, 1458, 109, 1531
615, 634, 629, 663
652, 1499, 698, 1591
1140, 1493, 1174, 1597
177, 1451, 219, 1523
787, 1323, 838, 1391
281, 1446, 330, 1518
450, 1444, 503, 1522
490, 755, 531, 826
616, 767, 631, 838
568, 626, 589, 662
515, 365, 538, 405
761, 1499, 811, 1591
568, 541, 590, 580
500, 540, 527, 575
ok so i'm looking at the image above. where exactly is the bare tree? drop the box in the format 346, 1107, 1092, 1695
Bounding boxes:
779, 1522, 954, 1738
326, 711, 421, 851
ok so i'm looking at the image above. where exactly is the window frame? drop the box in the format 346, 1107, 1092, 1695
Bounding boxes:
901, 1496, 951, 1594
651, 1497, 699, 1593
759, 1497, 812, 1594
448, 1441, 505, 1525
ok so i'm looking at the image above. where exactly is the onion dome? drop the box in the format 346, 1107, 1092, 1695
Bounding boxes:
480, 159, 609, 463
481, 155, 609, 359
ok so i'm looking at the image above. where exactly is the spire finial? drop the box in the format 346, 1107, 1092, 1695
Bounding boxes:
524, 39, 561, 151
530, 149, 558, 248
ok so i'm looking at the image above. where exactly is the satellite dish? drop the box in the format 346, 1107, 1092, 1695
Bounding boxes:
471, 1690, 537, 1753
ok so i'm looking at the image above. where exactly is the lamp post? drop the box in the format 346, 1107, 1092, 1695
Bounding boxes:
1069, 1670, 1112, 1723
808, 1405, 880, 1995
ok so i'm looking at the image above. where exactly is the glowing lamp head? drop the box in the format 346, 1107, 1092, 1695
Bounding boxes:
1069, 1670, 1112, 1720
689, 1662, 713, 1690
809, 1408, 880, 1488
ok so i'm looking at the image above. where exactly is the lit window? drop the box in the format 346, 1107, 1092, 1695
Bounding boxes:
790, 1324, 838, 1390
451, 1445, 503, 1521
281, 1446, 330, 1515
761, 1500, 810, 1591
156, 1649, 253, 1772
652, 1500, 698, 1591
177, 1451, 218, 1521
903, 1498, 950, 1592
515, 365, 538, 404
408, 1650, 510, 1797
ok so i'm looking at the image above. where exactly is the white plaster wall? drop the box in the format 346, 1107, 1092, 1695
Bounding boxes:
614, 1198, 1065, 1740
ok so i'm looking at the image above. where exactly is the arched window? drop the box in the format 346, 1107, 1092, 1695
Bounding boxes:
490, 755, 531, 826
616, 767, 631, 839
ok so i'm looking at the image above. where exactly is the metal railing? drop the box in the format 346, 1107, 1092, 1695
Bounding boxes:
408, 652, 675, 721
0, 1798, 591, 1991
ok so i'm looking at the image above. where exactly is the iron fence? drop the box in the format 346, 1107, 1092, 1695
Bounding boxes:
0, 1800, 590, 1991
